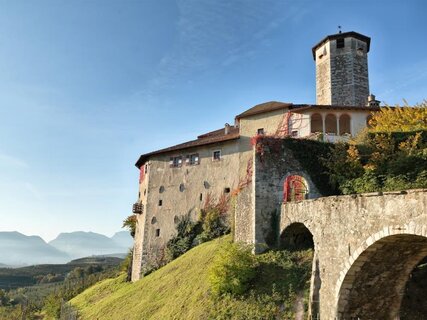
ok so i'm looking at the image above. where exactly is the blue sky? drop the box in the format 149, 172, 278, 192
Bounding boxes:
0, 0, 426, 241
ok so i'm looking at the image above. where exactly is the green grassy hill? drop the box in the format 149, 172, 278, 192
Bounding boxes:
70, 237, 221, 320
70, 237, 312, 320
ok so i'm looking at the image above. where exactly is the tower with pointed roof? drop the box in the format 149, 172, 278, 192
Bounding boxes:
313, 31, 370, 106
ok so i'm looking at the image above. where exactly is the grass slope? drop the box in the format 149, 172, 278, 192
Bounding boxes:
71, 237, 313, 320
71, 237, 222, 320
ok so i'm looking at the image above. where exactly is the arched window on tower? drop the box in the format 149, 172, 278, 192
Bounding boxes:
310, 113, 323, 133
325, 114, 337, 134
339, 114, 351, 135
283, 175, 308, 202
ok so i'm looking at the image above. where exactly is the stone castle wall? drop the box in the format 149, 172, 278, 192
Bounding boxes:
131, 139, 240, 281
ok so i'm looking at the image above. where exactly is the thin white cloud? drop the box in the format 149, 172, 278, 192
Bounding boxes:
130, 0, 312, 104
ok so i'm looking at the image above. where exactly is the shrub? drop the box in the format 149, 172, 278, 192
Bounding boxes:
209, 241, 256, 296
196, 206, 230, 245
164, 214, 199, 262
165, 195, 232, 262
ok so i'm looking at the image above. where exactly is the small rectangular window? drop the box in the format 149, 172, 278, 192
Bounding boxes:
224, 187, 231, 194
155, 229, 160, 237
257, 128, 264, 135
336, 38, 344, 49
291, 130, 298, 137
213, 150, 221, 161
170, 156, 182, 168
158, 199, 162, 206
200, 193, 203, 201
188, 153, 199, 165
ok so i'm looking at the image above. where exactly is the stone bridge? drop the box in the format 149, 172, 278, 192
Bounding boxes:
280, 189, 427, 319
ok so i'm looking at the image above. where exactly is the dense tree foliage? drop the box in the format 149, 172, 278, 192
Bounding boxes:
368, 101, 427, 132
325, 111, 427, 194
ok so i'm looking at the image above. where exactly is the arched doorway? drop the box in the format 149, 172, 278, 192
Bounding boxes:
336, 233, 427, 319
283, 175, 308, 202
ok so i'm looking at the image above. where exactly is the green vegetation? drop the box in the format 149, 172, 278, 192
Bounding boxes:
122, 215, 137, 238
282, 138, 337, 196
0, 257, 122, 290
369, 101, 427, 132
323, 103, 427, 194
209, 241, 256, 296
0, 257, 122, 319
325, 131, 427, 194
71, 236, 313, 320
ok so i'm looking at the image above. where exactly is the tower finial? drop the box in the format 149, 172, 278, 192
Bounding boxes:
338, 25, 342, 34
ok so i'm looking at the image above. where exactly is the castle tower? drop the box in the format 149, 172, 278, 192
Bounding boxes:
312, 31, 371, 106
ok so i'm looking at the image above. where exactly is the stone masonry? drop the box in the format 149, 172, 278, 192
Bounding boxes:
314, 32, 370, 106
280, 189, 427, 319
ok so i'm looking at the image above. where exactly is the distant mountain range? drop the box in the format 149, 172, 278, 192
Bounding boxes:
0, 231, 133, 266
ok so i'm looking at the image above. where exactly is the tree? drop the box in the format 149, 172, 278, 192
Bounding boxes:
368, 100, 427, 132
123, 215, 137, 238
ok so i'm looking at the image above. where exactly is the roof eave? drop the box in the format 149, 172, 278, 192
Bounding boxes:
135, 135, 240, 169
312, 31, 371, 60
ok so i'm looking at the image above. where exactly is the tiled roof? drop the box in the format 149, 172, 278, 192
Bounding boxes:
235, 101, 292, 119
289, 104, 380, 112
312, 31, 371, 59
135, 126, 239, 168
235, 101, 379, 120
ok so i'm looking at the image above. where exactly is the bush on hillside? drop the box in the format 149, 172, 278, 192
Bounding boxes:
209, 241, 256, 296
164, 214, 199, 262
195, 194, 231, 244
165, 194, 231, 263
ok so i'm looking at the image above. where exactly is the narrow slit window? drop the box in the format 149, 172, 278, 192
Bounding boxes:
199, 193, 203, 201
155, 229, 160, 237
158, 199, 162, 206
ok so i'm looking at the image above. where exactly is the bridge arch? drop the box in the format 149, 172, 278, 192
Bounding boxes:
336, 225, 427, 319
280, 222, 314, 251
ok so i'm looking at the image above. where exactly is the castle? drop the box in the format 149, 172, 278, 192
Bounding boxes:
130, 31, 382, 281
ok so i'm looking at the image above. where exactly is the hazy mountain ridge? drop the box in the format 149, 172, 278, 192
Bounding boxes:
0, 231, 132, 266
0, 232, 70, 266
49, 231, 132, 259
